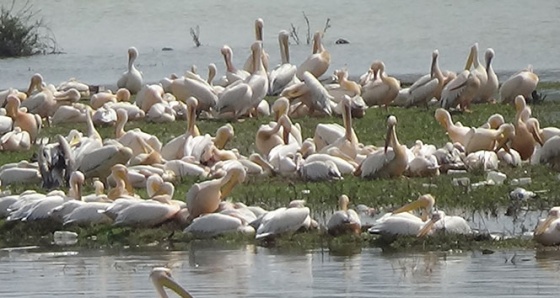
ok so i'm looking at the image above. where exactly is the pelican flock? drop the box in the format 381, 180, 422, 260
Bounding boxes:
1, 15, 560, 266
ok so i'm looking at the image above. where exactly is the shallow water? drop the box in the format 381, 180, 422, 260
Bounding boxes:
1, 245, 560, 297
1, 0, 560, 89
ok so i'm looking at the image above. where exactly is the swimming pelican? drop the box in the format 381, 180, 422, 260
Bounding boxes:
354, 115, 408, 179
296, 31, 330, 80
269, 30, 298, 96
150, 267, 193, 298
417, 210, 472, 237
327, 194, 361, 236
244, 18, 270, 73
440, 70, 480, 112
5, 95, 42, 143
117, 47, 143, 94
477, 48, 498, 103
434, 108, 472, 146
499, 65, 539, 104
464, 43, 488, 103
185, 164, 246, 220
534, 207, 560, 246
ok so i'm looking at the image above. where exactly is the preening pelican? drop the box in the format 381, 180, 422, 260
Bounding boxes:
534, 207, 560, 246
244, 18, 270, 73
57, 78, 90, 97
477, 48, 498, 103
5, 95, 42, 143
417, 210, 472, 237
0, 127, 31, 151
184, 212, 255, 238
170, 72, 218, 112
296, 31, 330, 80
161, 97, 200, 160
319, 96, 358, 159
464, 43, 488, 103
90, 88, 130, 109
440, 70, 480, 112
480, 113, 505, 129
269, 30, 298, 96
533, 136, 560, 171
361, 61, 400, 109
22, 73, 56, 118
115, 108, 162, 156
525, 117, 560, 143
511, 96, 542, 160
298, 158, 342, 181
185, 164, 246, 220
499, 65, 539, 104
117, 47, 143, 94
245, 41, 269, 112
406, 50, 443, 108
368, 194, 435, 236
354, 115, 407, 179
255, 115, 291, 157
221, 45, 250, 84
434, 108, 472, 146
464, 123, 515, 154
255, 203, 312, 240
327, 194, 361, 236
150, 267, 193, 298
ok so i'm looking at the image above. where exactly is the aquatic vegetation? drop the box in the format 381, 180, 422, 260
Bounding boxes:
0, 1, 59, 58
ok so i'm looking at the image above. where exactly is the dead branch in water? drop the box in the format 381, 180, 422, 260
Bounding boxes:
190, 25, 201, 47
289, 23, 300, 45
302, 11, 310, 45
323, 18, 331, 36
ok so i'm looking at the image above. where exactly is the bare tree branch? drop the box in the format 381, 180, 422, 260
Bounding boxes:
302, 11, 310, 45
289, 23, 300, 45
190, 25, 201, 47
323, 18, 331, 36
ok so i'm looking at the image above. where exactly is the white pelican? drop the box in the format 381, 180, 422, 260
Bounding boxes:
296, 31, 330, 80
243, 18, 270, 73
92, 104, 117, 126
0, 127, 31, 151
245, 41, 269, 113
499, 65, 539, 104
61, 202, 112, 226
440, 70, 480, 112
511, 96, 542, 160
368, 194, 435, 236
479, 113, 505, 129
525, 117, 560, 143
78, 145, 133, 181
90, 88, 130, 109
255, 115, 292, 157
185, 164, 246, 220
434, 108, 472, 146
406, 50, 444, 108
464, 43, 488, 103
184, 212, 255, 238
464, 123, 515, 154
533, 207, 560, 246
51, 103, 88, 125
57, 78, 90, 97
354, 116, 408, 179
327, 194, 361, 236
361, 61, 400, 109
117, 46, 143, 94
533, 136, 560, 171
325, 69, 361, 102
464, 150, 499, 172
417, 210, 472, 237
298, 159, 342, 181
214, 79, 253, 119
170, 72, 218, 112
269, 30, 298, 96
255, 203, 312, 240
161, 97, 200, 160
477, 48, 498, 103
0, 108, 13, 135
220, 45, 250, 84
22, 73, 56, 118
115, 108, 162, 156
304, 153, 357, 175
5, 95, 42, 143
113, 199, 182, 227
150, 267, 193, 298
319, 96, 359, 159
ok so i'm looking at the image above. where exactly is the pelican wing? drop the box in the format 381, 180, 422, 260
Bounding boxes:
302, 71, 334, 115
269, 64, 297, 96
215, 83, 252, 116
256, 207, 310, 239
184, 213, 244, 238
368, 213, 424, 236
441, 70, 469, 109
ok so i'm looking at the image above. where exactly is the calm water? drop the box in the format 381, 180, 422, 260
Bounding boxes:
1, 245, 560, 297
1, 0, 560, 89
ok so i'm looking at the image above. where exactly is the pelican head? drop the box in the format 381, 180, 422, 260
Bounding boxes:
465, 42, 479, 70
220, 45, 232, 57
27, 73, 44, 96
127, 47, 139, 60
251, 41, 263, 53
116, 88, 131, 102
150, 267, 192, 298
278, 114, 293, 144
338, 194, 350, 211
417, 210, 444, 237
214, 124, 234, 149
384, 115, 398, 154
272, 97, 290, 120
111, 164, 128, 180
434, 108, 451, 128
393, 194, 435, 221
69, 171, 85, 200
432, 49, 439, 59
514, 95, 527, 113
494, 123, 516, 153
485, 48, 495, 69
486, 113, 505, 129
219, 165, 247, 200
255, 18, 264, 41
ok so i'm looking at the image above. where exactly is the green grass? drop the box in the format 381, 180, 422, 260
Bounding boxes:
2, 94, 560, 250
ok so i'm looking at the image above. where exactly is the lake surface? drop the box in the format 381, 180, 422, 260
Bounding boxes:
0, 0, 560, 89
1, 245, 560, 297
